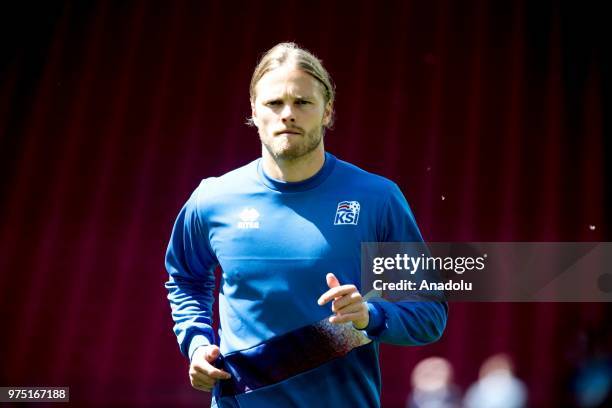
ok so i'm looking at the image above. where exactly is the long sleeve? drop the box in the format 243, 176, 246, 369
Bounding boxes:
164, 182, 218, 361
364, 182, 448, 345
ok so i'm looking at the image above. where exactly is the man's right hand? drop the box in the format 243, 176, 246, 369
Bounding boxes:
189, 345, 232, 392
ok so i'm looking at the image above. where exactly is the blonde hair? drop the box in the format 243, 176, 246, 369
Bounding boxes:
248, 42, 335, 128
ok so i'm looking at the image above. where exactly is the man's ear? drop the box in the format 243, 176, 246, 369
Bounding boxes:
322, 101, 332, 127
251, 101, 259, 127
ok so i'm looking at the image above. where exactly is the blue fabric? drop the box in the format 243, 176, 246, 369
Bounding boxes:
165, 152, 448, 407
212, 342, 381, 408
215, 317, 372, 397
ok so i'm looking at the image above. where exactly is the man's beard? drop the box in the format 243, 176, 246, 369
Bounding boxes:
261, 126, 324, 161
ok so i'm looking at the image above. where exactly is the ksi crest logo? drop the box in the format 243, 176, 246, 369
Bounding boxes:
334, 201, 360, 225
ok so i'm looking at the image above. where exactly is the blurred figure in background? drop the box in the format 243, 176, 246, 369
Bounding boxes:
573, 357, 612, 408
407, 356, 461, 408
463, 353, 527, 408
569, 326, 612, 407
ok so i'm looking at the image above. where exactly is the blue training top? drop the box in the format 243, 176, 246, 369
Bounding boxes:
165, 152, 448, 407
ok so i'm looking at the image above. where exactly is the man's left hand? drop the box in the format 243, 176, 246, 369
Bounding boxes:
317, 273, 369, 330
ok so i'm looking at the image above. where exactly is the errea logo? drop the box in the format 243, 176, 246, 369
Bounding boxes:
237, 207, 260, 229
334, 201, 360, 225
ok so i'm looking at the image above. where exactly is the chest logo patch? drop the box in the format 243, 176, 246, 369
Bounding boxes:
334, 201, 360, 225
237, 207, 260, 229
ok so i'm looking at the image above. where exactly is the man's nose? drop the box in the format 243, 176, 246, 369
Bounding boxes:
280, 104, 295, 122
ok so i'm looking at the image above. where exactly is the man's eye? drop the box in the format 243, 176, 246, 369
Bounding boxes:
266, 101, 282, 106
296, 100, 310, 105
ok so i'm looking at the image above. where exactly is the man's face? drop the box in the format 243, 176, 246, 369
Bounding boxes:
252, 66, 331, 161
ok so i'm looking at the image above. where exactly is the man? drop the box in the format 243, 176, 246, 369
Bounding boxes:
165, 42, 447, 407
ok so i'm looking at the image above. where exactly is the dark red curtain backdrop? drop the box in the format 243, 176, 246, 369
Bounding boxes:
1, 1, 609, 407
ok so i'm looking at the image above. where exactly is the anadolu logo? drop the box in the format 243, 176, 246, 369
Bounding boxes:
237, 207, 260, 229
334, 201, 360, 225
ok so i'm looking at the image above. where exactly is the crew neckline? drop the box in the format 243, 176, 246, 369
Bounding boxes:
257, 152, 337, 192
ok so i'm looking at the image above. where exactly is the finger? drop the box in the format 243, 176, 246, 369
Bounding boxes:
317, 284, 357, 305
191, 374, 216, 390
326, 273, 340, 289
201, 377, 217, 388
332, 291, 362, 312
333, 301, 366, 316
192, 363, 232, 379
204, 346, 220, 363
329, 311, 367, 324
192, 381, 213, 392
192, 376, 216, 389
191, 369, 217, 384
205, 367, 232, 380
213, 369, 232, 380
